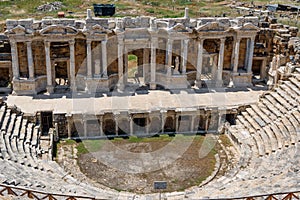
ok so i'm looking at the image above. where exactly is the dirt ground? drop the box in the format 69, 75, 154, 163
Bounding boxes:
74, 136, 220, 193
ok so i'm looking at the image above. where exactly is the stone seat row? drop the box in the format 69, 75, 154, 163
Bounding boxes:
197, 74, 300, 198
191, 143, 300, 199
230, 77, 300, 156
0, 103, 42, 169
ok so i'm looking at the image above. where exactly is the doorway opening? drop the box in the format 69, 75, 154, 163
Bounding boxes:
41, 111, 53, 135
127, 54, 140, 85
54, 61, 69, 92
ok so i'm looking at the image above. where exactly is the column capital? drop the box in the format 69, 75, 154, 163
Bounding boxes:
102, 40, 108, 44
198, 38, 204, 44
220, 37, 226, 44
26, 41, 32, 45
236, 37, 242, 42
183, 39, 189, 45
86, 39, 92, 45
167, 38, 173, 43
69, 40, 75, 46
44, 41, 51, 48
10, 40, 17, 48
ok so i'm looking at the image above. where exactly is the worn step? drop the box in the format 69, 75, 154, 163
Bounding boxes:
250, 104, 272, 125
265, 94, 288, 114
270, 92, 293, 111
246, 108, 266, 127
275, 88, 298, 107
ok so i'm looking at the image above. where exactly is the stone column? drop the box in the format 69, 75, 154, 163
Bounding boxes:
233, 37, 241, 73
124, 50, 128, 85
150, 36, 157, 90
196, 39, 204, 82
44, 41, 53, 93
247, 37, 255, 73
166, 38, 173, 67
69, 40, 76, 92
129, 115, 134, 136
101, 40, 108, 78
191, 115, 195, 133
175, 115, 179, 133
118, 36, 124, 90
143, 48, 150, 81
66, 115, 73, 139
161, 111, 166, 133
10, 41, 19, 79
244, 38, 250, 69
99, 116, 104, 136
205, 114, 209, 132
26, 41, 34, 79
83, 119, 87, 138
86, 39, 92, 78
146, 117, 150, 135
217, 38, 225, 83
114, 115, 119, 136
181, 39, 189, 74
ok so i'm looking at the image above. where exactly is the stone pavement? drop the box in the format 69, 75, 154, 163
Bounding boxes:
6, 88, 265, 115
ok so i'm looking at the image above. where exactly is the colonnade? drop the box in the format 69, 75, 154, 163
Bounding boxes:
9, 34, 256, 93
65, 110, 231, 138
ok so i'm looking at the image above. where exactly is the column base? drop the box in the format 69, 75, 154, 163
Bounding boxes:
46, 85, 54, 94
194, 79, 202, 88
215, 80, 223, 88
117, 83, 125, 91
149, 82, 156, 90
94, 74, 101, 79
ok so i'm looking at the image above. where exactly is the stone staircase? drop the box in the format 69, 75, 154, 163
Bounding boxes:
186, 73, 300, 199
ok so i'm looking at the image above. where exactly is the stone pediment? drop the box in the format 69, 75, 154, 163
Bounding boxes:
168, 23, 190, 32
40, 25, 78, 35
196, 22, 227, 32
236, 23, 260, 32
6, 25, 32, 35
84, 24, 112, 35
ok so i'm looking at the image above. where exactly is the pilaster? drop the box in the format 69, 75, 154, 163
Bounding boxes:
86, 39, 92, 78
150, 36, 157, 90
217, 38, 225, 85
117, 35, 124, 90
247, 37, 255, 73
181, 39, 189, 74
101, 40, 108, 78
166, 38, 173, 67
69, 40, 76, 92
233, 37, 241, 73
26, 41, 34, 79
196, 39, 204, 85
10, 41, 19, 79
44, 41, 53, 93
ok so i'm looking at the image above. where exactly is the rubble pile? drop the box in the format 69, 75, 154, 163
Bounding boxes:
37, 2, 64, 12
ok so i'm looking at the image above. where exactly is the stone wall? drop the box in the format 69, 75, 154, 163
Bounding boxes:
32, 40, 46, 76
17, 42, 28, 78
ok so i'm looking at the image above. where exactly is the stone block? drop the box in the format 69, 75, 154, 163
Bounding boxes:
6, 20, 18, 30
18, 19, 33, 29
217, 17, 230, 27
140, 17, 150, 28
86, 18, 109, 29
198, 18, 215, 26
244, 16, 259, 26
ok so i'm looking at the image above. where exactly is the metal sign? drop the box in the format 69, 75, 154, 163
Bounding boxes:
154, 181, 167, 190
